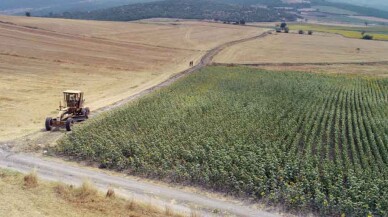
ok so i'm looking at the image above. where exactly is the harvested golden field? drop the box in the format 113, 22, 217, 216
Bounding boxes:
0, 15, 264, 141
254, 63, 388, 77
0, 169, 183, 217
213, 33, 388, 64
0, 16, 265, 50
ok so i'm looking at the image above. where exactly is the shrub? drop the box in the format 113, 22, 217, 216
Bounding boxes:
308, 30, 313, 35
362, 34, 373, 40
298, 30, 304, 34
78, 180, 98, 200
55, 180, 98, 203
23, 169, 38, 188
106, 188, 115, 198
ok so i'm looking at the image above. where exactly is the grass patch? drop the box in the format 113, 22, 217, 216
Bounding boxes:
0, 169, 184, 217
312, 6, 358, 15
289, 23, 388, 40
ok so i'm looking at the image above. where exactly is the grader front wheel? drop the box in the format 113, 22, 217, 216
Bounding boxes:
45, 117, 53, 131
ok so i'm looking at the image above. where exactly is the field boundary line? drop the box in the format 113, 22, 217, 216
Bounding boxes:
212, 61, 388, 67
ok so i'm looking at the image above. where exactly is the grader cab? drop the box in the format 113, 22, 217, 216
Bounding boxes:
45, 90, 90, 131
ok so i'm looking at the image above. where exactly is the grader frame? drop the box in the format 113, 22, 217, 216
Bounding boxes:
45, 90, 90, 131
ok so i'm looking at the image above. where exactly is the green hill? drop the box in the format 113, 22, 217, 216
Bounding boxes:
48, 0, 297, 22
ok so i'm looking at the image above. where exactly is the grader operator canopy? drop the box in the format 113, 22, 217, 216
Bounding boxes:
63, 90, 83, 108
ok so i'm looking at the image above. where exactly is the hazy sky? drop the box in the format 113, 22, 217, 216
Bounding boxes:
330, 0, 388, 7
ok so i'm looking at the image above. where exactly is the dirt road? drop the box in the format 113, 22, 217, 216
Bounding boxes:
92, 31, 271, 115
0, 149, 280, 217
0, 31, 278, 217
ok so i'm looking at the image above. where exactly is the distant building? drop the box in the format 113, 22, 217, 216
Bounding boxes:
274, 7, 294, 10
282, 0, 310, 3
297, 8, 317, 12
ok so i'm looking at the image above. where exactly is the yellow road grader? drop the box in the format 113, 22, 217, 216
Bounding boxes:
45, 90, 90, 131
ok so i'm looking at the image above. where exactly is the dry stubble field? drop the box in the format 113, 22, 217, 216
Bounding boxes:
213, 32, 388, 64
0, 15, 265, 141
0, 169, 182, 217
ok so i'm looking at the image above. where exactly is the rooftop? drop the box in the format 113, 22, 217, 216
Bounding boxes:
63, 90, 83, 94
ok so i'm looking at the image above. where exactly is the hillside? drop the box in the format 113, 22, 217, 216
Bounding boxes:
311, 0, 388, 19
0, 15, 265, 141
327, 0, 388, 12
47, 0, 297, 22
0, 0, 158, 16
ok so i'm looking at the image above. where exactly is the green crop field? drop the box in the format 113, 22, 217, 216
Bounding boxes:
59, 66, 388, 216
312, 6, 358, 15
289, 23, 388, 41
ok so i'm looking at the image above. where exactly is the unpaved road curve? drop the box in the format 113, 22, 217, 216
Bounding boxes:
0, 31, 279, 217
0, 149, 279, 217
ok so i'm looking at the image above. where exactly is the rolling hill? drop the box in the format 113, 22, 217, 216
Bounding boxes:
0, 0, 158, 16
0, 15, 265, 141
328, 0, 388, 11
47, 0, 297, 22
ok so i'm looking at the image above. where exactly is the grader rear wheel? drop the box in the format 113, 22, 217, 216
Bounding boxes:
82, 107, 90, 119
65, 118, 74, 131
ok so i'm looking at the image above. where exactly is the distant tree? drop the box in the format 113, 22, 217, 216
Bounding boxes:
298, 30, 304, 34
308, 30, 313, 35
62, 12, 72, 18
25, 12, 31, 17
362, 34, 373, 40
364, 21, 368, 27
240, 19, 246, 25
